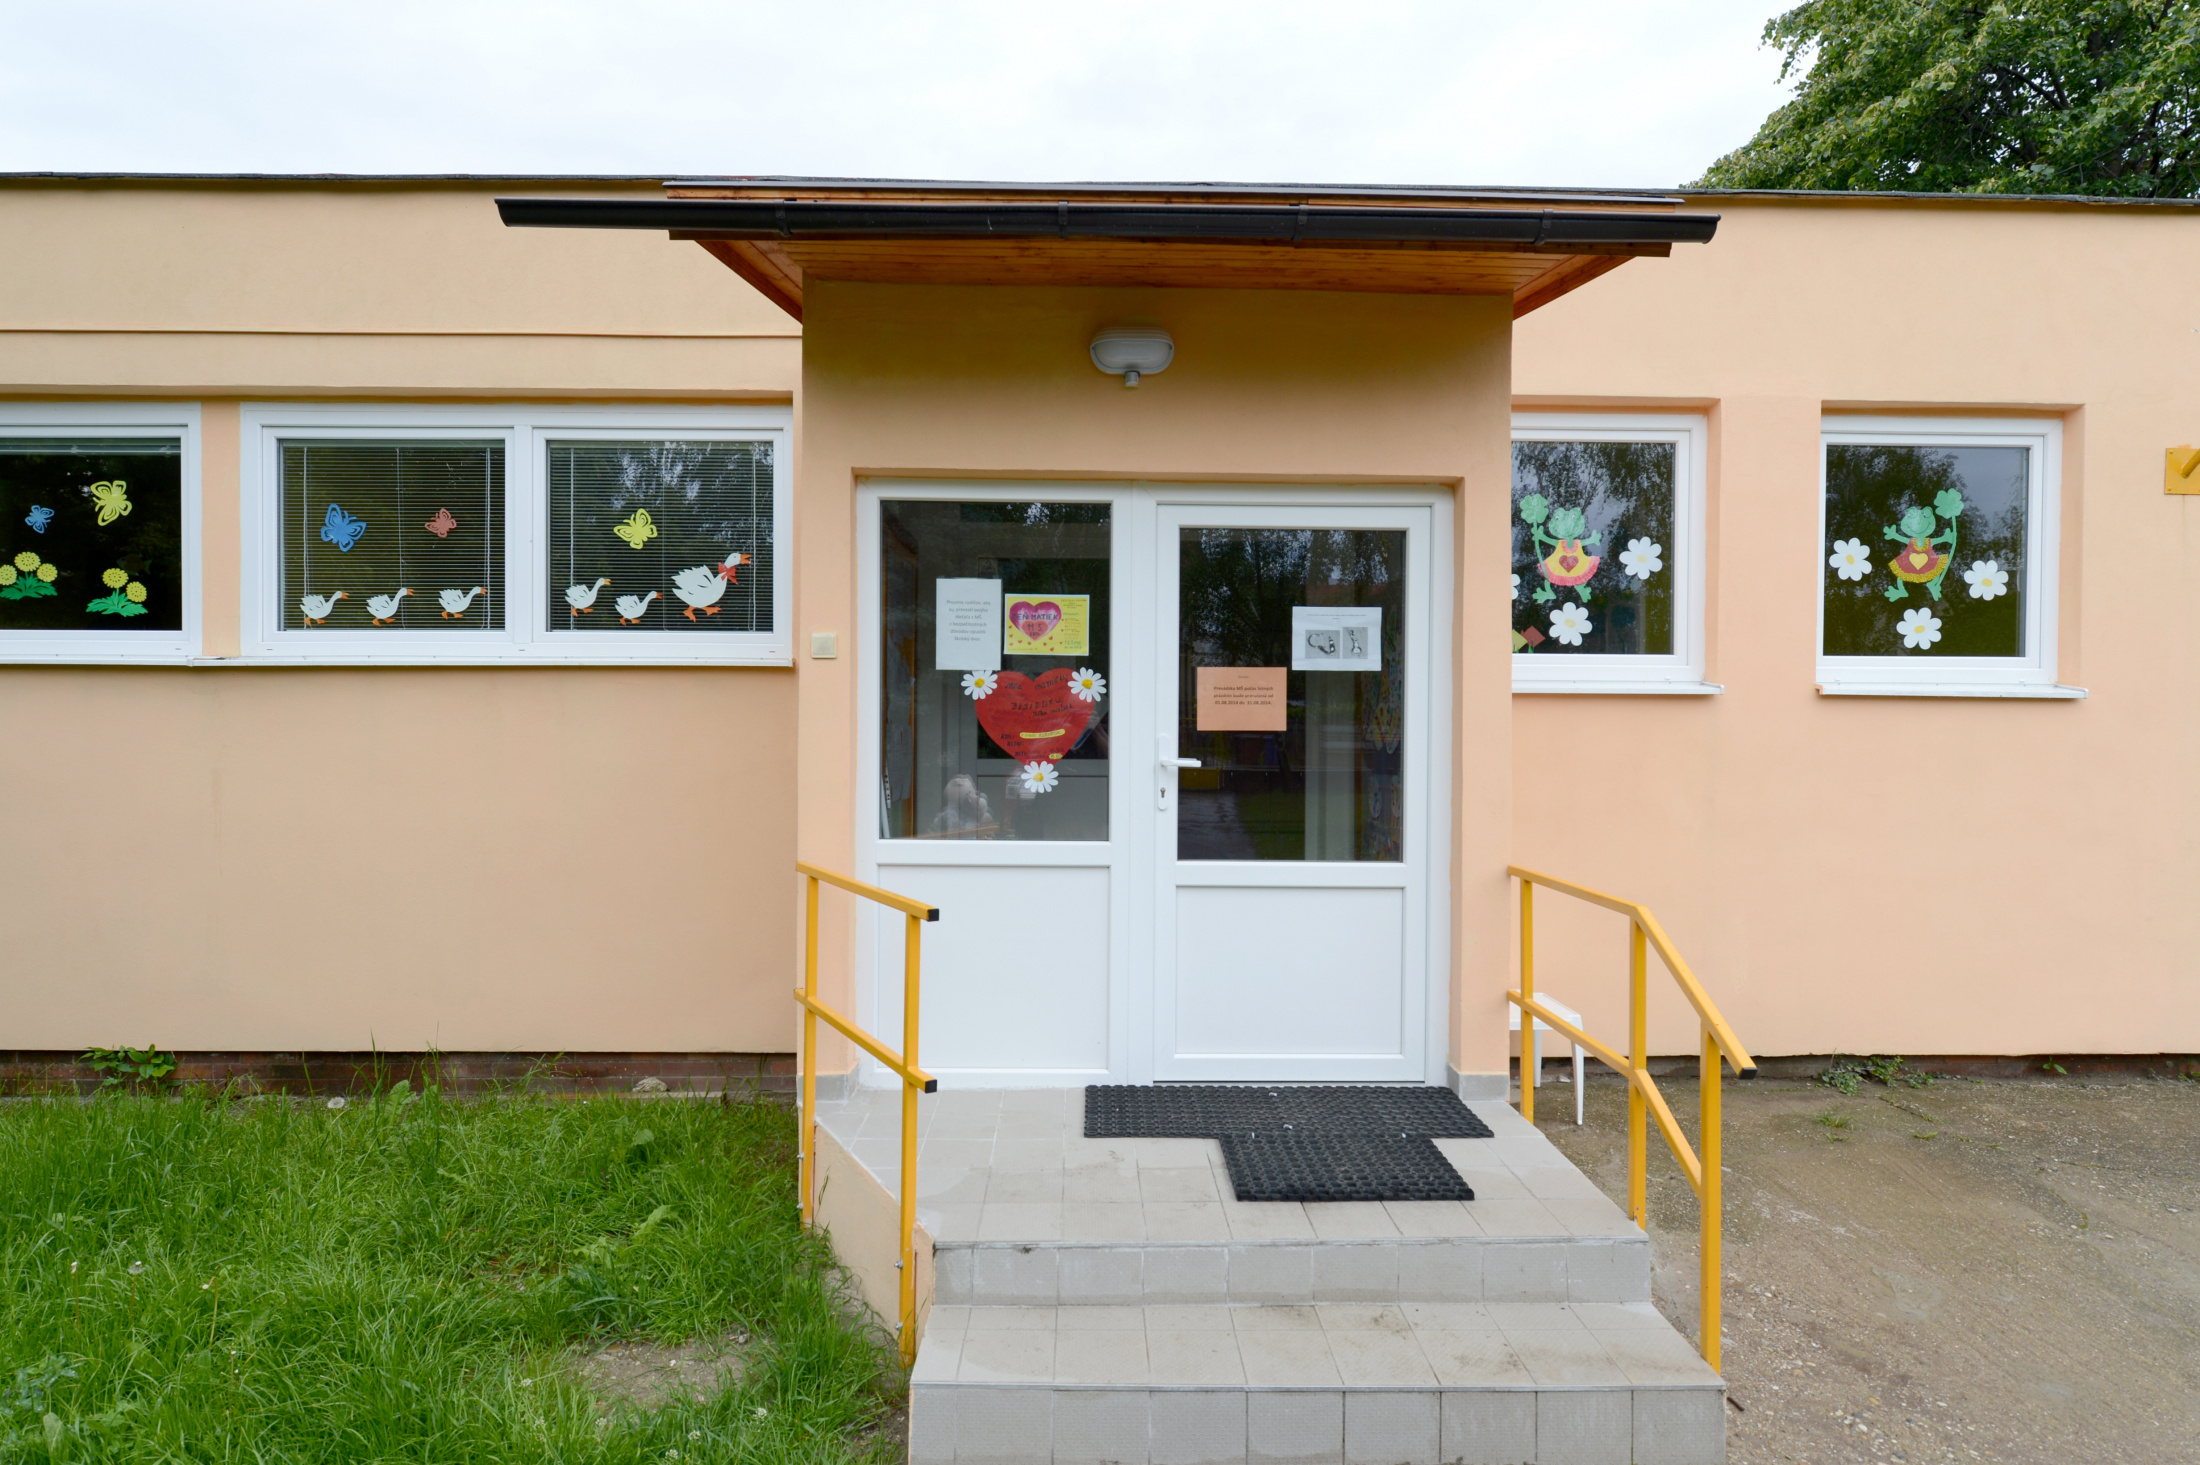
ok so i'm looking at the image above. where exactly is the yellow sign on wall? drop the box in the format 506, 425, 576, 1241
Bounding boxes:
2168, 446, 2200, 495
1002, 593, 1090, 655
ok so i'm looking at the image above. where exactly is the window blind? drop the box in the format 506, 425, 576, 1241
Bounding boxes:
546, 440, 772, 632
279, 441, 503, 631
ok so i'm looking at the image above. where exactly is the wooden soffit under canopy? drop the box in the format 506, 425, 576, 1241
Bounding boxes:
497, 179, 1718, 323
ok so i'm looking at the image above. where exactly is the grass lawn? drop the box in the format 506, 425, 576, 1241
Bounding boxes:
0, 1085, 900, 1463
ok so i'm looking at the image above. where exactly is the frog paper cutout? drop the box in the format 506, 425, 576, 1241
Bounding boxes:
971, 668, 1099, 774
1883, 489, 1964, 602
1517, 494, 1602, 604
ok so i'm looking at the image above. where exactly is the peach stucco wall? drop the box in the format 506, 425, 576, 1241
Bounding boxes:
1, 181, 806, 1052
1512, 195, 2198, 1058
793, 280, 1518, 1083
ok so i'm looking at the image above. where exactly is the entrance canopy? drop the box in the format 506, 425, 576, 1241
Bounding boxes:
497, 178, 1717, 321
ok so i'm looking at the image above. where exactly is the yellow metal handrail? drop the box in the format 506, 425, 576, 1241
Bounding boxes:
795, 861, 938, 1367
1508, 865, 1756, 1371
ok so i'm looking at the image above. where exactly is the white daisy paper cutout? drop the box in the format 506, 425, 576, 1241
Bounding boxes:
1019, 760, 1059, 794
1618, 537, 1664, 580
1962, 560, 2009, 600
1897, 607, 1943, 649
1511, 572, 1522, 601
960, 670, 999, 699
1067, 667, 1107, 702
1549, 602, 1593, 647
1829, 538, 1873, 581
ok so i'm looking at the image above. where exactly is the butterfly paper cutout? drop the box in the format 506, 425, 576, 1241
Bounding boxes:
89, 480, 131, 527
320, 502, 368, 553
612, 509, 659, 550
423, 507, 458, 539
23, 505, 53, 534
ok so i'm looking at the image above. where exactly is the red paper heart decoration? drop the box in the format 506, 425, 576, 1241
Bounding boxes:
973, 668, 1096, 762
1009, 599, 1063, 641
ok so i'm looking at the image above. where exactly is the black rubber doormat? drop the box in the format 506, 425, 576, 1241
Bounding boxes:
1084, 1085, 1491, 1203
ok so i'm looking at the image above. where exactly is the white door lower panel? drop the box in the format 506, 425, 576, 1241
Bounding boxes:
1173, 885, 1405, 1059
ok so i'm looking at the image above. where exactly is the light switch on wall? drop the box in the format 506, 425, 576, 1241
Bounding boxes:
810, 632, 838, 658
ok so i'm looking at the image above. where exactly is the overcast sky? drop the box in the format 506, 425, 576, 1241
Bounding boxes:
0, 1, 1797, 189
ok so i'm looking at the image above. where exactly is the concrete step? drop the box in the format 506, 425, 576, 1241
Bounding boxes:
910, 1300, 1725, 1465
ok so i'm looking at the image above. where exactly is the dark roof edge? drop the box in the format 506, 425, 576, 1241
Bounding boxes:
495, 197, 1718, 248
1688, 186, 2200, 209
0, 171, 674, 183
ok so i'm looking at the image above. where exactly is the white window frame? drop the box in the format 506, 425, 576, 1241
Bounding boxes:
1817, 416, 2081, 699
1510, 412, 1713, 694
0, 402, 202, 665
240, 403, 791, 665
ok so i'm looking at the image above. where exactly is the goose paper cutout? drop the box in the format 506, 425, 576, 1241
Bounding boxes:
1002, 593, 1089, 655
972, 668, 1099, 762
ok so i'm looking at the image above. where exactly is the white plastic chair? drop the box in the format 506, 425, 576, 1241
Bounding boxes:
1510, 993, 1587, 1125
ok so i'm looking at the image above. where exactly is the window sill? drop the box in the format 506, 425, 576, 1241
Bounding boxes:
196, 650, 794, 669
1513, 679, 1724, 696
1815, 681, 2087, 700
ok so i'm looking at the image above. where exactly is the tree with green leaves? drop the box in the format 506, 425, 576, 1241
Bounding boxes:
1697, 1, 2200, 196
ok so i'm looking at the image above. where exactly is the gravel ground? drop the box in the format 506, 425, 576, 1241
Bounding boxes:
1531, 1069, 2200, 1464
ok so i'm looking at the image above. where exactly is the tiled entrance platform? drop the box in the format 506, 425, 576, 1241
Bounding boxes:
816, 1088, 1723, 1464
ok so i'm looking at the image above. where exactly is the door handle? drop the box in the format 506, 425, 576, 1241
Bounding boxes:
1159, 757, 1202, 770
1158, 755, 1200, 811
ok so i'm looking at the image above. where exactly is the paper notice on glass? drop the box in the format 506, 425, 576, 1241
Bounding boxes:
1002, 593, 1090, 656
1291, 606, 1382, 671
1196, 666, 1288, 731
935, 578, 1003, 672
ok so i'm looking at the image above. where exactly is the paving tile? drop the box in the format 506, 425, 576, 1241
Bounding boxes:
908, 1383, 956, 1465
931, 1108, 1009, 1140
966, 1306, 1058, 1330
1538, 1197, 1639, 1239
1054, 1389, 1151, 1465
1343, 1390, 1439, 1465
979, 1202, 1065, 1242
1399, 1300, 1495, 1330
1141, 1167, 1224, 1204
1059, 1246, 1146, 1304
1567, 1302, 1670, 1332
1414, 1329, 1533, 1388
1464, 1197, 1565, 1238
934, 1245, 975, 1302
1063, 1138, 1143, 1168
1221, 1201, 1317, 1240
1381, 1200, 1477, 1238
1442, 1166, 1530, 1200
1314, 1303, 1408, 1333
1235, 1328, 1341, 1386
1480, 1243, 1569, 1303
1135, 1138, 1218, 1167
1150, 1391, 1247, 1465
1566, 1241, 1650, 1305
1438, 1389, 1538, 1465
1535, 1389, 1632, 1465
1143, 1246, 1229, 1303
987, 1170, 1067, 1204
918, 1138, 997, 1171
1515, 1164, 1609, 1203
926, 1305, 973, 1333
1396, 1240, 1483, 1302
1303, 1202, 1400, 1240
1054, 1329, 1150, 1386
918, 1168, 991, 1205
1507, 1330, 1628, 1388
1059, 1304, 1147, 1330
1325, 1328, 1437, 1387
957, 1328, 1057, 1382
1064, 1165, 1145, 1204
956, 1383, 1054, 1465
1145, 1327, 1246, 1385
1312, 1242, 1397, 1302
1145, 1303, 1237, 1331
1227, 1243, 1313, 1302
1248, 1389, 1343, 1465
1063, 1203, 1148, 1244
1143, 1204, 1233, 1243
973, 1245, 1058, 1304
1230, 1304, 1322, 1331
925, 1207, 984, 1243
1485, 1302, 1586, 1333
910, 1328, 963, 1384
1596, 1329, 1721, 1387
992, 1139, 1069, 1171
1631, 1388, 1727, 1465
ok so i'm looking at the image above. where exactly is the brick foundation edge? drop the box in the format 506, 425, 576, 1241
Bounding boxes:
0, 1051, 798, 1098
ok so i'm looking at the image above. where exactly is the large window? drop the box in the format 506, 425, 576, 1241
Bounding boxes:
1510, 414, 1710, 693
0, 406, 198, 663
1818, 418, 2070, 696
243, 405, 789, 663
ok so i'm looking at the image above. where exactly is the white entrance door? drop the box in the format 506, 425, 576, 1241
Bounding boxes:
1150, 503, 1438, 1082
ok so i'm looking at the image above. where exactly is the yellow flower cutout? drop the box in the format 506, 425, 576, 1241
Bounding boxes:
36, 564, 56, 583
13, 551, 37, 572
125, 582, 146, 603
0, 566, 15, 587
102, 567, 128, 589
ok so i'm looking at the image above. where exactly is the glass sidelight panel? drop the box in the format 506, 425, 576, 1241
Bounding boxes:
1177, 527, 1405, 862
880, 500, 1111, 841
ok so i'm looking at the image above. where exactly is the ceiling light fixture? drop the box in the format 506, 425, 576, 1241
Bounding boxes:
1089, 327, 1174, 388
